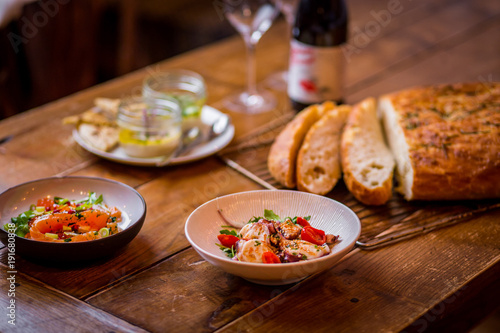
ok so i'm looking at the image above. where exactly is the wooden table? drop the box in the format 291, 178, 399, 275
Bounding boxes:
1, 0, 499, 331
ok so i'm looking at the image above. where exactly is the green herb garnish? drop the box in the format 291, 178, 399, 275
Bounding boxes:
264, 209, 281, 221
76, 192, 103, 205
287, 215, 311, 225
216, 243, 235, 258
220, 229, 238, 237
88, 192, 103, 204
248, 216, 262, 224
54, 197, 69, 205
7, 209, 35, 237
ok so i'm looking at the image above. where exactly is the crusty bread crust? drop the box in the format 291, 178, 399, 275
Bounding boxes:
341, 98, 395, 205
343, 172, 393, 205
380, 82, 500, 200
268, 102, 333, 188
297, 105, 351, 194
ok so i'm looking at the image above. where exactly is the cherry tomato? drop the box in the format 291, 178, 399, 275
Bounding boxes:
217, 234, 239, 248
262, 251, 281, 264
296, 216, 310, 227
37, 198, 54, 211
300, 226, 326, 245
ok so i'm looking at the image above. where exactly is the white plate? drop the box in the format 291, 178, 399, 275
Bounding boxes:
73, 105, 235, 167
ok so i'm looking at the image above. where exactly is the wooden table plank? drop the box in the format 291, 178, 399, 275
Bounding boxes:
403, 260, 499, 332
0, 0, 498, 331
87, 248, 297, 333
0, 19, 286, 140
345, 0, 500, 93
217, 211, 500, 333
0, 25, 287, 191
348, 10, 500, 103
69, 160, 165, 188
0, 267, 147, 333
84, 207, 500, 333
2, 0, 497, 191
0, 33, 242, 138
0, 119, 95, 191
0, 158, 263, 299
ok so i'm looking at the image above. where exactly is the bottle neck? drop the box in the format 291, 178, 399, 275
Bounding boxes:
293, 0, 348, 46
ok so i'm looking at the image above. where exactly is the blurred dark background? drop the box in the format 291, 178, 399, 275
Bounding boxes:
0, 0, 236, 120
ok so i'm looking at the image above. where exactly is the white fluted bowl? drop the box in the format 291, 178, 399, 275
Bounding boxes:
185, 190, 361, 285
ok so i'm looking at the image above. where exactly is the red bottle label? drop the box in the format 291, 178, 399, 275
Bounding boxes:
288, 39, 345, 104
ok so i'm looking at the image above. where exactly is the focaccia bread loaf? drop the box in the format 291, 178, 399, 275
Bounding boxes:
379, 82, 500, 200
268, 101, 334, 188
297, 105, 351, 195
341, 97, 395, 205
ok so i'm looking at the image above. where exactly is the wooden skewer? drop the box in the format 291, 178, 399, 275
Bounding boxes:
218, 155, 277, 190
356, 202, 500, 250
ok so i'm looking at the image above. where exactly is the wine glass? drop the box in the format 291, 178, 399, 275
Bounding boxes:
266, 0, 299, 91
223, 0, 280, 114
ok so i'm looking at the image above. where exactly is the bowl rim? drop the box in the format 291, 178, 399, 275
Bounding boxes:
0, 176, 147, 246
185, 189, 361, 268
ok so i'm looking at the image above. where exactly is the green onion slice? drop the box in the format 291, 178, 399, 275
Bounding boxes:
98, 227, 110, 238
45, 233, 59, 240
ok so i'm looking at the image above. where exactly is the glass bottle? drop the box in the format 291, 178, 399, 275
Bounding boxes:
288, 0, 348, 111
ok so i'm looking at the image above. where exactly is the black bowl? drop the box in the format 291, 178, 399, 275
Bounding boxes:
0, 176, 146, 262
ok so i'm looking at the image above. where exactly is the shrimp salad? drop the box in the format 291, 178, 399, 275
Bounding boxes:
6, 192, 121, 242
216, 209, 339, 264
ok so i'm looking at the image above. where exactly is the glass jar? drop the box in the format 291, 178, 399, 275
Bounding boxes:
117, 95, 181, 158
143, 69, 206, 130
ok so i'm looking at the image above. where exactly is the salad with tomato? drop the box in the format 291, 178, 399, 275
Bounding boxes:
6, 192, 121, 243
216, 210, 338, 264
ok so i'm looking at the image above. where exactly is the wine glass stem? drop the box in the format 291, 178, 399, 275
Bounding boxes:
245, 41, 258, 97
283, 2, 296, 74
285, 19, 293, 70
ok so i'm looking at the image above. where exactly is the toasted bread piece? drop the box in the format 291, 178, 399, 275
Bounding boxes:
78, 124, 119, 152
297, 105, 351, 194
341, 98, 395, 205
94, 98, 120, 115
62, 115, 81, 126
63, 98, 120, 127
63, 107, 116, 127
379, 82, 500, 200
268, 101, 335, 188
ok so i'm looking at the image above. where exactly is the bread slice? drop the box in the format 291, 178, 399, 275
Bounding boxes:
379, 82, 500, 200
94, 98, 120, 115
78, 123, 119, 152
268, 101, 334, 188
341, 97, 395, 205
63, 98, 120, 127
378, 95, 413, 200
296, 105, 351, 195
